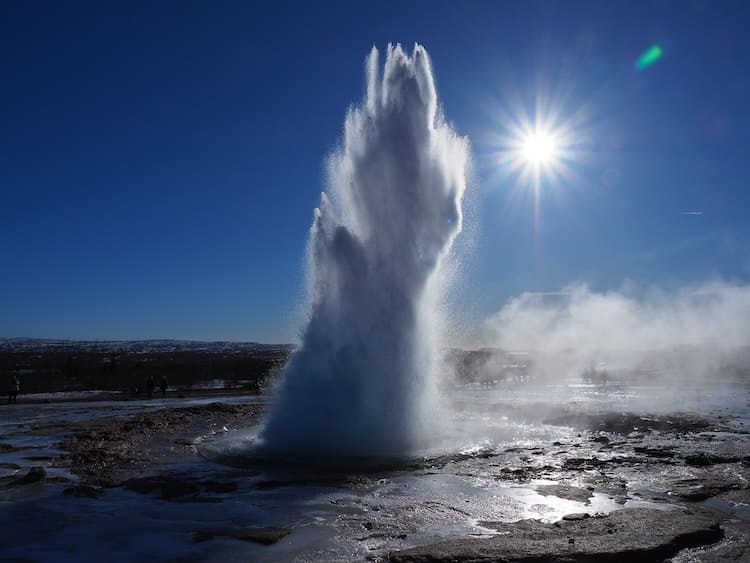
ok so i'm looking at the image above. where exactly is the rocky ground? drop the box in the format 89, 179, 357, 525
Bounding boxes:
1, 394, 748, 562
57, 402, 262, 487
387, 410, 750, 562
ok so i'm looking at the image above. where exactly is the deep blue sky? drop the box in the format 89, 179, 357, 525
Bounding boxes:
2, 1, 748, 342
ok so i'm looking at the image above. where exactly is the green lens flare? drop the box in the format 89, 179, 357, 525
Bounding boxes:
636, 45, 663, 70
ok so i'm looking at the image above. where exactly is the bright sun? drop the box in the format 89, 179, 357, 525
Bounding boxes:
497, 115, 572, 187
521, 131, 557, 165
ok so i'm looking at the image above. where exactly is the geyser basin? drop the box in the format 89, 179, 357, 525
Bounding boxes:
259, 44, 468, 458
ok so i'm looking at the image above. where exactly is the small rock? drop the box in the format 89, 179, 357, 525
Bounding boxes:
232, 527, 291, 545
634, 446, 674, 458
568, 538, 575, 544
684, 453, 735, 467
562, 513, 590, 521
18, 466, 47, 484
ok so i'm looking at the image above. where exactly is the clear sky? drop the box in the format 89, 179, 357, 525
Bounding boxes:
2, 1, 748, 343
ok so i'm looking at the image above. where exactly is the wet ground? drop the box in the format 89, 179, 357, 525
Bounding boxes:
0, 382, 748, 562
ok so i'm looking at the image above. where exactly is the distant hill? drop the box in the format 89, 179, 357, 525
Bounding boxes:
0, 338, 292, 354
0, 339, 292, 395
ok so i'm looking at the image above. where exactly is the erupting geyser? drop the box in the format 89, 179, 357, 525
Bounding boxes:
260, 44, 468, 457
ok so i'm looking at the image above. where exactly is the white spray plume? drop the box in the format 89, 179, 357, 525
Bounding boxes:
260, 44, 469, 457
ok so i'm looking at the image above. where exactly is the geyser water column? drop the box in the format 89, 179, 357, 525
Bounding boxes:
260, 44, 468, 457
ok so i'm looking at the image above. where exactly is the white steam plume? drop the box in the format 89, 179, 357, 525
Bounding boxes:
482, 281, 750, 382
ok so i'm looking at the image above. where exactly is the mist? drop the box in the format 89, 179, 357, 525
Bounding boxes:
480, 280, 750, 387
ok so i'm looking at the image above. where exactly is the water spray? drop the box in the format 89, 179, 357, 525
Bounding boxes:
259, 44, 468, 457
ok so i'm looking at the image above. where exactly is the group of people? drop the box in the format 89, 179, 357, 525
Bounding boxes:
7, 372, 171, 403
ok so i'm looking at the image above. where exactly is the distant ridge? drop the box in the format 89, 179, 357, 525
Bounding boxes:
0, 338, 292, 354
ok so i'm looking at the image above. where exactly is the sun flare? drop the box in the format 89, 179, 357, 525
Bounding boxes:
521, 132, 557, 165
492, 103, 580, 193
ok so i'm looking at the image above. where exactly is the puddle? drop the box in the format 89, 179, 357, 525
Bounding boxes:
701, 496, 750, 521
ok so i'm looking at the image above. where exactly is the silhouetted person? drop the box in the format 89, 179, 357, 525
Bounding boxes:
146, 375, 155, 398
159, 375, 168, 398
8, 374, 20, 404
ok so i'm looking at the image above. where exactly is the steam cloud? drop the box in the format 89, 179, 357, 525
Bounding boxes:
260, 44, 468, 457
482, 281, 750, 382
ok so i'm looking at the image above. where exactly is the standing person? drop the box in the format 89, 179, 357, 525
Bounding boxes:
8, 373, 20, 404
159, 375, 168, 398
146, 375, 155, 398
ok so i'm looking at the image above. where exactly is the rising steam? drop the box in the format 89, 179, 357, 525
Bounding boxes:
260, 44, 468, 457
482, 281, 750, 382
